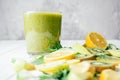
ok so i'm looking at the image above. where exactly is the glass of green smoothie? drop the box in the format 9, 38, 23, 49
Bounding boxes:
24, 11, 62, 55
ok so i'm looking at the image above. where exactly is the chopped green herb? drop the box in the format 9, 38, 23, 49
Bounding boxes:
32, 56, 44, 65
75, 52, 81, 55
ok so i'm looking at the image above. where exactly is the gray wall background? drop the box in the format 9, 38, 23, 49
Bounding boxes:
0, 0, 120, 40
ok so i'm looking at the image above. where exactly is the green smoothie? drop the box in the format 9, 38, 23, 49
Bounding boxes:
24, 12, 62, 55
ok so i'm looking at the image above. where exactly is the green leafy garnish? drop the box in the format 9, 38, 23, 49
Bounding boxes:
50, 41, 62, 52
32, 56, 44, 65
88, 48, 109, 54
75, 52, 81, 56
94, 53, 110, 59
93, 71, 100, 80
39, 73, 56, 80
54, 69, 69, 80
106, 44, 119, 50
39, 69, 69, 80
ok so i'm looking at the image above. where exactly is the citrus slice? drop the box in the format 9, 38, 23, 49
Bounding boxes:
44, 48, 75, 63
108, 50, 120, 57
35, 60, 69, 74
86, 32, 107, 49
100, 69, 120, 80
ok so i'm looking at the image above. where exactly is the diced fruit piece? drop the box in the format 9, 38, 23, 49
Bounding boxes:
68, 62, 95, 80
86, 60, 115, 72
35, 60, 69, 74
100, 69, 120, 80
24, 63, 35, 70
72, 43, 91, 54
44, 48, 75, 62
76, 54, 94, 61
86, 32, 107, 49
108, 50, 120, 57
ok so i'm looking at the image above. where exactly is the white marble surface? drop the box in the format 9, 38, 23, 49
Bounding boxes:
0, 40, 120, 80
0, 0, 120, 40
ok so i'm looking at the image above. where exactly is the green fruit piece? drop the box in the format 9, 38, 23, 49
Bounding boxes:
72, 43, 91, 54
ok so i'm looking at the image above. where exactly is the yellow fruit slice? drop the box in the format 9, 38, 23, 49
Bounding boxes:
86, 32, 107, 49
24, 63, 35, 70
108, 50, 120, 57
44, 48, 75, 63
35, 60, 69, 74
100, 69, 120, 80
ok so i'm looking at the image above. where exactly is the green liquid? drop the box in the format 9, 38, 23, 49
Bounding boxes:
24, 12, 62, 55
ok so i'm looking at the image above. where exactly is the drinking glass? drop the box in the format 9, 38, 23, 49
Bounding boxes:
24, 11, 62, 55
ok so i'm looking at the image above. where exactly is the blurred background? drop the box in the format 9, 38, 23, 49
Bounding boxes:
0, 0, 120, 40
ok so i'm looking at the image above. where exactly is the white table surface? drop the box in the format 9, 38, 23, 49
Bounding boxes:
0, 40, 120, 80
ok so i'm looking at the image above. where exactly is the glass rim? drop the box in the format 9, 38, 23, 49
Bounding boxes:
24, 11, 62, 15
